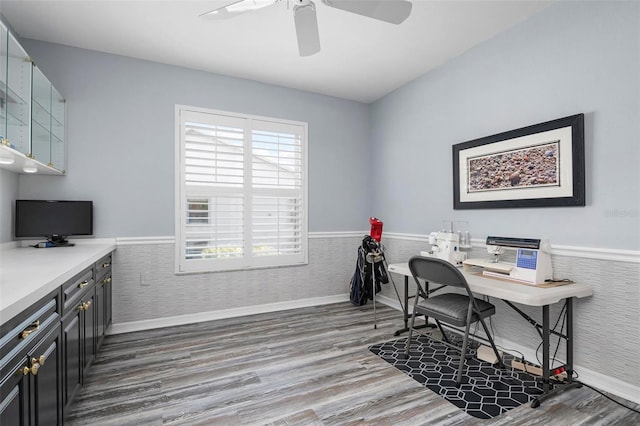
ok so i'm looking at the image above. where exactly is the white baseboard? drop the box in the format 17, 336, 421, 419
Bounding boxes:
109, 294, 349, 335
573, 368, 640, 405
375, 296, 640, 405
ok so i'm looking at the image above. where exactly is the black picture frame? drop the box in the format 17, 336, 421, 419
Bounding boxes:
453, 114, 585, 209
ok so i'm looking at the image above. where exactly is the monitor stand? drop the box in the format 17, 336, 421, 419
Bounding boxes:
47, 235, 75, 247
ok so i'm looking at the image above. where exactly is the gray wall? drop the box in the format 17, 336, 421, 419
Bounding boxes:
14, 42, 372, 238
370, 1, 640, 250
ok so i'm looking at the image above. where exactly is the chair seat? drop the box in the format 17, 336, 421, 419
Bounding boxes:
415, 293, 495, 327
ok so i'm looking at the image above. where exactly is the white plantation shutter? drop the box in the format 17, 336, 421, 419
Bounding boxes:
176, 106, 308, 273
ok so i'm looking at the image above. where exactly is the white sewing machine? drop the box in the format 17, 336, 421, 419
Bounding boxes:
421, 231, 467, 266
463, 236, 553, 285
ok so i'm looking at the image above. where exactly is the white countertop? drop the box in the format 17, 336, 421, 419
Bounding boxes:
0, 240, 116, 326
388, 262, 593, 307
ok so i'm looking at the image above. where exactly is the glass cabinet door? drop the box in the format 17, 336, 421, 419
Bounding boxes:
30, 65, 65, 172
31, 65, 51, 165
50, 86, 65, 171
0, 22, 7, 143
6, 31, 31, 154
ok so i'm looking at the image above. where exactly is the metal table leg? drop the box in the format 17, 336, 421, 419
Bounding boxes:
393, 276, 434, 336
531, 298, 582, 408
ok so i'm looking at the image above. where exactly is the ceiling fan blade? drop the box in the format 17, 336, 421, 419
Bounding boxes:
322, 0, 412, 24
294, 2, 321, 56
200, 0, 278, 20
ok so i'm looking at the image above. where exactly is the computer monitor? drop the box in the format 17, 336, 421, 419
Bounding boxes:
15, 200, 93, 246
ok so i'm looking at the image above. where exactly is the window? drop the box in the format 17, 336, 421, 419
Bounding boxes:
175, 106, 308, 273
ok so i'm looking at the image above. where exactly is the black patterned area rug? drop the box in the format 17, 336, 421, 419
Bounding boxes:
369, 335, 544, 419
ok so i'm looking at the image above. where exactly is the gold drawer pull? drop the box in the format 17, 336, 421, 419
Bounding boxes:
102, 277, 112, 285
21, 355, 44, 376
21, 363, 40, 376
78, 280, 89, 289
32, 355, 46, 366
102, 262, 111, 268
20, 320, 40, 339
83, 301, 92, 311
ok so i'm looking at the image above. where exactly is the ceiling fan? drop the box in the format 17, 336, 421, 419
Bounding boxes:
200, 0, 413, 56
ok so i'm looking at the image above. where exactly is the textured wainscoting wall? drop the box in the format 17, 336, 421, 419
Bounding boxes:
112, 235, 363, 327
378, 236, 640, 402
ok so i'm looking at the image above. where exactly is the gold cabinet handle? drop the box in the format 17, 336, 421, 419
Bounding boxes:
32, 355, 46, 366
78, 280, 89, 289
102, 262, 111, 268
78, 303, 86, 312
20, 320, 40, 339
102, 277, 112, 285
21, 362, 40, 376
82, 301, 92, 311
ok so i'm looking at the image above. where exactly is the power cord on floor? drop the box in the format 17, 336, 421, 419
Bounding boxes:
573, 376, 640, 415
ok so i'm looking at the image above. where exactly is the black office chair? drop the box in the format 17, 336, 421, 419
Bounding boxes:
404, 256, 504, 385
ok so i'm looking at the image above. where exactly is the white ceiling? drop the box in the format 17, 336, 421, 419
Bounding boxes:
1, 0, 551, 103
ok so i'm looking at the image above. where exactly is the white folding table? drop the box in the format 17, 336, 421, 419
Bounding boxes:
387, 262, 593, 408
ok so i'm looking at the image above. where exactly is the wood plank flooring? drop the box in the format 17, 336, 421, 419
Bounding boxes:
66, 302, 640, 425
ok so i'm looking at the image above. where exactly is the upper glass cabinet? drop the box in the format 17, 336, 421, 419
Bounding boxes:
32, 65, 66, 171
0, 22, 7, 143
50, 85, 65, 171
5, 29, 31, 154
0, 21, 65, 174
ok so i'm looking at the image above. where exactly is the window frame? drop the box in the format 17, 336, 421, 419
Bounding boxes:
175, 105, 308, 274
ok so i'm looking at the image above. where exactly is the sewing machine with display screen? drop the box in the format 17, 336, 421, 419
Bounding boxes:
463, 236, 553, 284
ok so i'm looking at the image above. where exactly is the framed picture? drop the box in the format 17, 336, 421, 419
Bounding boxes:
453, 114, 585, 209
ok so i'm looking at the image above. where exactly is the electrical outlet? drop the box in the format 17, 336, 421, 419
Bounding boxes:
140, 271, 152, 287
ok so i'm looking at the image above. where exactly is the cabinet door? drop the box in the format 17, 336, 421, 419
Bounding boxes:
95, 280, 105, 349
0, 358, 29, 426
104, 274, 113, 330
49, 86, 64, 172
82, 292, 96, 375
61, 311, 81, 412
28, 326, 62, 426
5, 32, 31, 154
1, 22, 7, 142
30, 65, 65, 172
30, 66, 51, 167
95, 254, 113, 334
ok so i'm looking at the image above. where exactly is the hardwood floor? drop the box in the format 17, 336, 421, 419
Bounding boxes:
66, 302, 639, 425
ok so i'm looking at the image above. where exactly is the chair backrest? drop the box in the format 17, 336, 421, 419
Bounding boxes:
408, 255, 472, 293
